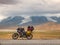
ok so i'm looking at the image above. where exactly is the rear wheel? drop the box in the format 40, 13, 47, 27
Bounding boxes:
12, 33, 19, 40
26, 34, 33, 40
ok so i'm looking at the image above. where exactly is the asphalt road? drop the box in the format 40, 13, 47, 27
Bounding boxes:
0, 40, 60, 45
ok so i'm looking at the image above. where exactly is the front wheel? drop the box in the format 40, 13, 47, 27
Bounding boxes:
26, 34, 33, 40
12, 33, 19, 40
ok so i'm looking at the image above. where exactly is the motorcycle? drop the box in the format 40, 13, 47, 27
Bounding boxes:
12, 31, 33, 40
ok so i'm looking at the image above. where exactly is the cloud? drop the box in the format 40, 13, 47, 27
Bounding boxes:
0, 0, 18, 4
0, 15, 8, 22
6, 0, 60, 15
0, 0, 60, 20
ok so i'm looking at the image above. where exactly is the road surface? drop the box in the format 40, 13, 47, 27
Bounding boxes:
0, 40, 60, 45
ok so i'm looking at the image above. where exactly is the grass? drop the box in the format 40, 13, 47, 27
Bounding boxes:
0, 31, 60, 39
33, 31, 60, 35
0, 32, 13, 35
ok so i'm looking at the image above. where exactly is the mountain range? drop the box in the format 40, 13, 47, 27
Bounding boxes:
0, 16, 60, 29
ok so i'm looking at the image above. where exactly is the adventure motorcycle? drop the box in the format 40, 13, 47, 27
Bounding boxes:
12, 31, 33, 40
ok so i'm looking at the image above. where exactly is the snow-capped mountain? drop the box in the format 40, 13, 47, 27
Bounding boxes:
20, 16, 60, 25
0, 16, 60, 28
0, 16, 24, 27
50, 16, 60, 23
29, 16, 48, 25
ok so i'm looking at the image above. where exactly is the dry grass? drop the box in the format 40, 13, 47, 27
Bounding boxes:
0, 32, 13, 39
0, 31, 60, 40
33, 31, 60, 40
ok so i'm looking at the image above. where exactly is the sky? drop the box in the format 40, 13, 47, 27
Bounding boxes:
0, 0, 60, 20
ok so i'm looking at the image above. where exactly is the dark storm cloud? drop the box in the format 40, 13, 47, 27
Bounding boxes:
0, 0, 18, 4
